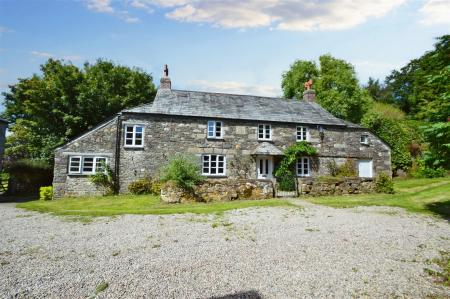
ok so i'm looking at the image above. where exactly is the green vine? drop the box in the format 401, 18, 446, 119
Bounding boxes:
275, 141, 317, 191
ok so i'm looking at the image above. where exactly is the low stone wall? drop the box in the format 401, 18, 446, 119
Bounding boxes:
298, 177, 375, 196
161, 179, 274, 203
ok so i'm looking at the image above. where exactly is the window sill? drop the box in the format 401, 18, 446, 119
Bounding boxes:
258, 139, 273, 142
202, 175, 227, 178
206, 137, 224, 141
124, 146, 145, 149
360, 143, 370, 146
67, 173, 91, 177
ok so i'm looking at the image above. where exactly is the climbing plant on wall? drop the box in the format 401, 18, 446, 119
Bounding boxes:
275, 142, 317, 191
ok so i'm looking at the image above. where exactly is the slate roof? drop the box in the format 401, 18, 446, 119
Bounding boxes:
251, 142, 284, 156
124, 89, 362, 127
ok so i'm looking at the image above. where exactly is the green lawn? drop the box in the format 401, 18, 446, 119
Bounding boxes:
17, 195, 297, 217
306, 177, 450, 218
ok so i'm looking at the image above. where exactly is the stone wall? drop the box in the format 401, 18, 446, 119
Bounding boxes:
298, 177, 375, 196
119, 114, 391, 192
53, 112, 391, 198
161, 179, 274, 203
53, 117, 118, 198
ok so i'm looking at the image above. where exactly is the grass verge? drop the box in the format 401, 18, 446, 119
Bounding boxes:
17, 195, 296, 217
305, 177, 450, 218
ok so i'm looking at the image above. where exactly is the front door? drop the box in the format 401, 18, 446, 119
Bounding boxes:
257, 156, 273, 179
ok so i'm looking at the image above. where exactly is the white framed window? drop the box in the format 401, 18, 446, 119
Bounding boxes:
124, 125, 144, 147
258, 124, 272, 140
68, 156, 108, 175
296, 126, 309, 141
69, 156, 82, 174
202, 154, 226, 176
296, 157, 310, 177
360, 134, 369, 145
207, 120, 223, 139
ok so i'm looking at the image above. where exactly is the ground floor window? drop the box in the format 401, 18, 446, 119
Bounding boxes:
69, 156, 108, 175
296, 157, 310, 176
202, 154, 226, 176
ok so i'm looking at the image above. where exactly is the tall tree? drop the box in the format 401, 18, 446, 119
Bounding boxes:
282, 54, 372, 123
385, 35, 449, 121
364, 77, 393, 103
2, 59, 157, 162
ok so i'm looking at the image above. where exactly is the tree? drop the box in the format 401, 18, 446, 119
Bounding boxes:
421, 122, 450, 169
364, 77, 393, 103
385, 35, 449, 121
281, 60, 319, 99
282, 54, 372, 123
2, 59, 157, 163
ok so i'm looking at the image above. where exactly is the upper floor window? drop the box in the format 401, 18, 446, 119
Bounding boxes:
296, 157, 310, 177
258, 124, 272, 140
296, 126, 309, 141
360, 134, 369, 145
202, 154, 226, 176
124, 125, 144, 147
207, 120, 223, 139
69, 156, 107, 175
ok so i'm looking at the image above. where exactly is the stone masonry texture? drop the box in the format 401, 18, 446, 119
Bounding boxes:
53, 112, 391, 198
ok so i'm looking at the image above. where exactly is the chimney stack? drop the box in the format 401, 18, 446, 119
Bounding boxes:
160, 64, 171, 90
302, 79, 315, 102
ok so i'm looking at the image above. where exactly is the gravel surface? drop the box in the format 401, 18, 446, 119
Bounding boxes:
1, 200, 449, 298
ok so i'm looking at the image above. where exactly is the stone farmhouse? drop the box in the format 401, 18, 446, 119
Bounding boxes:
53, 66, 391, 198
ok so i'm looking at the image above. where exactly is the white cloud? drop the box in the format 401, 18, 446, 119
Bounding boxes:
189, 80, 281, 97
85, 0, 141, 22
30, 51, 83, 62
419, 0, 450, 25
30, 51, 53, 58
86, 0, 114, 13
0, 26, 13, 36
140, 0, 406, 31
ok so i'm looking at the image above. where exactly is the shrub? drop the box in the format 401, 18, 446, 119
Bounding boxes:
6, 159, 53, 195
375, 172, 395, 194
326, 159, 357, 177
39, 186, 53, 200
89, 162, 117, 195
416, 167, 446, 178
326, 160, 339, 177
337, 159, 357, 177
275, 142, 317, 191
150, 179, 163, 195
410, 159, 447, 178
159, 154, 205, 190
128, 177, 153, 195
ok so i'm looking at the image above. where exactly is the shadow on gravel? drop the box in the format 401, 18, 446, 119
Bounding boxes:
426, 200, 450, 221
208, 290, 262, 299
0, 195, 37, 203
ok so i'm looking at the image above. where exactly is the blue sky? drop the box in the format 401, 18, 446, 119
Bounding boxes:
0, 0, 449, 107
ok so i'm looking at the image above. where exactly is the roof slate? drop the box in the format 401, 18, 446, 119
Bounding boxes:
124, 89, 362, 127
251, 142, 284, 156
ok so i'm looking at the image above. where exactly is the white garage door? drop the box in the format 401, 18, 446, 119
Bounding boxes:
358, 160, 373, 178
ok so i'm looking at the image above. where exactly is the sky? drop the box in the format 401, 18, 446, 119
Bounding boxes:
0, 0, 449, 107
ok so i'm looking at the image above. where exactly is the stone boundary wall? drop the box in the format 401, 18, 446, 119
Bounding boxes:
161, 179, 274, 203
298, 177, 375, 196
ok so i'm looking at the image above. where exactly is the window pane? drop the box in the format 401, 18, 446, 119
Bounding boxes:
218, 168, 224, 174
203, 156, 209, 161
135, 139, 142, 145
135, 126, 143, 133
125, 139, 133, 145
126, 126, 133, 132
83, 157, 94, 172
95, 158, 106, 172
211, 168, 216, 174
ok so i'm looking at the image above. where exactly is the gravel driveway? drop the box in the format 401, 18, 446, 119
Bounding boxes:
1, 200, 449, 298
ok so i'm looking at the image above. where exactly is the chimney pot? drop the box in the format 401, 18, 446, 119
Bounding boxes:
160, 64, 171, 90
303, 89, 316, 102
